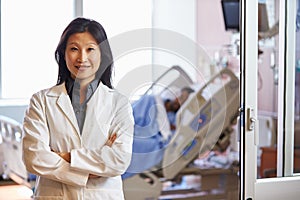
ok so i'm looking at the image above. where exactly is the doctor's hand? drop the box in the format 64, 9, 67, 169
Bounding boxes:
51, 132, 116, 163
57, 152, 71, 163
105, 133, 117, 147
51, 149, 71, 163
53, 150, 98, 178
52, 133, 116, 179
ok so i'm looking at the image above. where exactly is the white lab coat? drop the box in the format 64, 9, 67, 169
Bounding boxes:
22, 82, 134, 200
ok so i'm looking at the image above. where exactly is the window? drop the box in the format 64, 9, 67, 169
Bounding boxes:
1, 0, 73, 99
0, 0, 152, 100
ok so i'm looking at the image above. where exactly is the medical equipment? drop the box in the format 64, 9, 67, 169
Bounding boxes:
123, 66, 240, 200
0, 115, 30, 187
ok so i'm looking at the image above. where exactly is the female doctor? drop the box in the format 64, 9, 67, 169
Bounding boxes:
22, 17, 134, 200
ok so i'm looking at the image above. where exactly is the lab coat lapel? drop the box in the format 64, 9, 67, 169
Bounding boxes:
82, 83, 111, 137
57, 95, 80, 135
50, 84, 80, 136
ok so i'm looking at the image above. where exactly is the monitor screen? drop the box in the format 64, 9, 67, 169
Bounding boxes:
221, 0, 240, 32
258, 3, 269, 32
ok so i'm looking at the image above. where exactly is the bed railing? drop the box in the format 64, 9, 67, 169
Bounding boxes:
0, 115, 30, 187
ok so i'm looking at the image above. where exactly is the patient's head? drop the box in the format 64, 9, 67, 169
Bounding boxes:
164, 87, 194, 112
178, 87, 195, 105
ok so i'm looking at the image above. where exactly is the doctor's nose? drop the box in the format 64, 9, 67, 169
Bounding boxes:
77, 51, 88, 63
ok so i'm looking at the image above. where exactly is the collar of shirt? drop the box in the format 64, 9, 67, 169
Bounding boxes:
65, 77, 100, 103
65, 77, 100, 133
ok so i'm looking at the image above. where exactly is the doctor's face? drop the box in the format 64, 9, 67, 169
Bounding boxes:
65, 31, 101, 84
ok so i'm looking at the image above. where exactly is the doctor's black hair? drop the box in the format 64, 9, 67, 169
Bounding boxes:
55, 17, 114, 89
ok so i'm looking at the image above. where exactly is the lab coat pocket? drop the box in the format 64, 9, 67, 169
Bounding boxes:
34, 178, 63, 198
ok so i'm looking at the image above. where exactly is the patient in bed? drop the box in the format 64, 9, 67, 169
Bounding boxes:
164, 87, 195, 131
122, 87, 194, 179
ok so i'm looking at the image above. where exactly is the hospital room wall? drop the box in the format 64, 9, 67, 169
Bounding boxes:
197, 0, 278, 115
196, 0, 240, 78
195, 0, 278, 151
151, 0, 238, 84
152, 0, 198, 82
196, 0, 232, 56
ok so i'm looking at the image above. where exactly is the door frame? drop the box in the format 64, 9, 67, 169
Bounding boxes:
240, 0, 300, 199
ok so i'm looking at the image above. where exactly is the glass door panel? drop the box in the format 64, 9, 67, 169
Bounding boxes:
241, 0, 300, 199
294, 0, 300, 176
257, 0, 279, 179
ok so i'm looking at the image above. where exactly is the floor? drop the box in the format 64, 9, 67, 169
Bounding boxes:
0, 181, 32, 200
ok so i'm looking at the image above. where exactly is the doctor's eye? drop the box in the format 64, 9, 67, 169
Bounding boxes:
87, 47, 96, 52
70, 47, 78, 51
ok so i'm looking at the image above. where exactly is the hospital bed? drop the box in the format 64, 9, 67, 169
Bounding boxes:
0, 65, 240, 199
0, 115, 31, 188
123, 66, 240, 200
